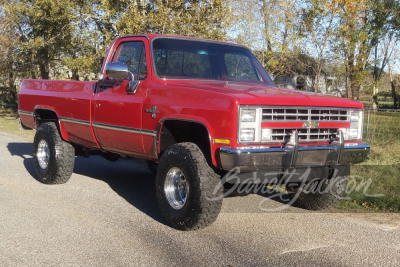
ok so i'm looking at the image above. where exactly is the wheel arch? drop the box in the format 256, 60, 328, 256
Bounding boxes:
33, 107, 70, 141
156, 118, 216, 167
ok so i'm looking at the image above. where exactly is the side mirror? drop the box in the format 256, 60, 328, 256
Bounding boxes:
105, 62, 140, 95
105, 62, 129, 79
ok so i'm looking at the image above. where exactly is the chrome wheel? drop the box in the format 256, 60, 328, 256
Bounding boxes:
37, 139, 50, 169
164, 167, 189, 209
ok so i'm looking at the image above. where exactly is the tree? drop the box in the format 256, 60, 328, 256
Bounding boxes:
3, 0, 75, 80
0, 9, 21, 100
0, 0, 233, 91
370, 0, 400, 109
385, 38, 400, 108
301, 0, 341, 92
333, 0, 369, 100
333, 0, 400, 101
230, 1, 316, 83
63, 0, 124, 80
117, 0, 232, 40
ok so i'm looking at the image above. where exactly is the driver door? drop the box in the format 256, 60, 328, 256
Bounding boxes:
92, 39, 148, 156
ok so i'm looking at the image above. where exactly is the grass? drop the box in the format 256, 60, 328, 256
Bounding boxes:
0, 108, 34, 140
361, 96, 399, 110
337, 111, 400, 212
0, 107, 399, 212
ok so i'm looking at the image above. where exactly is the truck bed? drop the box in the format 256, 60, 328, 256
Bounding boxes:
19, 79, 99, 148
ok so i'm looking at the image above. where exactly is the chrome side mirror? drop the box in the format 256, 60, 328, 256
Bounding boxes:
105, 62, 129, 79
105, 62, 140, 94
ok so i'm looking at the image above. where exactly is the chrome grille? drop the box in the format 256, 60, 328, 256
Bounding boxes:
271, 128, 338, 142
262, 108, 349, 122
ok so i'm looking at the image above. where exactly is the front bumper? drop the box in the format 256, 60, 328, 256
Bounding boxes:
219, 142, 370, 172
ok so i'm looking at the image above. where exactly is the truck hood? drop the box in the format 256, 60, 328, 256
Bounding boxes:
172, 81, 364, 109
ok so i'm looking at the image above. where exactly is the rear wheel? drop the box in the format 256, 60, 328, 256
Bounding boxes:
156, 142, 223, 230
33, 122, 75, 184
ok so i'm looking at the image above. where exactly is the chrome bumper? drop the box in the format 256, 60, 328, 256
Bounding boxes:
220, 139, 370, 172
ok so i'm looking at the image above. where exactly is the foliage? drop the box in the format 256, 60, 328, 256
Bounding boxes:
338, 111, 400, 212
299, 0, 342, 92
118, 0, 231, 40
334, 0, 400, 100
255, 51, 319, 77
2, 0, 75, 80
0, 0, 399, 104
0, 0, 231, 90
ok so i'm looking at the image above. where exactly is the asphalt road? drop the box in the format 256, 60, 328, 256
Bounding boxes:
1, 131, 400, 266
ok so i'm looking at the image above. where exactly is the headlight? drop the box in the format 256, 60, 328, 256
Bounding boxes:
240, 129, 255, 141
340, 110, 363, 140
240, 109, 256, 122
238, 107, 261, 143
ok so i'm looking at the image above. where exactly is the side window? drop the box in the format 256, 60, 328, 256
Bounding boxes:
224, 53, 261, 81
112, 42, 147, 80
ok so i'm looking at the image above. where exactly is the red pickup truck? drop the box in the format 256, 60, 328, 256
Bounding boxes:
19, 34, 369, 230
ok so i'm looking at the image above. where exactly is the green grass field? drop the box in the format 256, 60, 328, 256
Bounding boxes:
360, 96, 399, 109
1, 107, 399, 212
338, 111, 400, 212
0, 108, 34, 140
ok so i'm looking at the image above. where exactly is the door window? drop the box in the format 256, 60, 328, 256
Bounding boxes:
113, 42, 148, 80
224, 53, 262, 81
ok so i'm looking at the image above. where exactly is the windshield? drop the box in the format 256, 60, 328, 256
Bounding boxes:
152, 38, 273, 84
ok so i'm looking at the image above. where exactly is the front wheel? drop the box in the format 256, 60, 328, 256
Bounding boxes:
33, 122, 75, 184
156, 142, 223, 230
288, 176, 347, 210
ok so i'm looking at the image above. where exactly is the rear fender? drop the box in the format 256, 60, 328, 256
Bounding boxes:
33, 107, 71, 141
